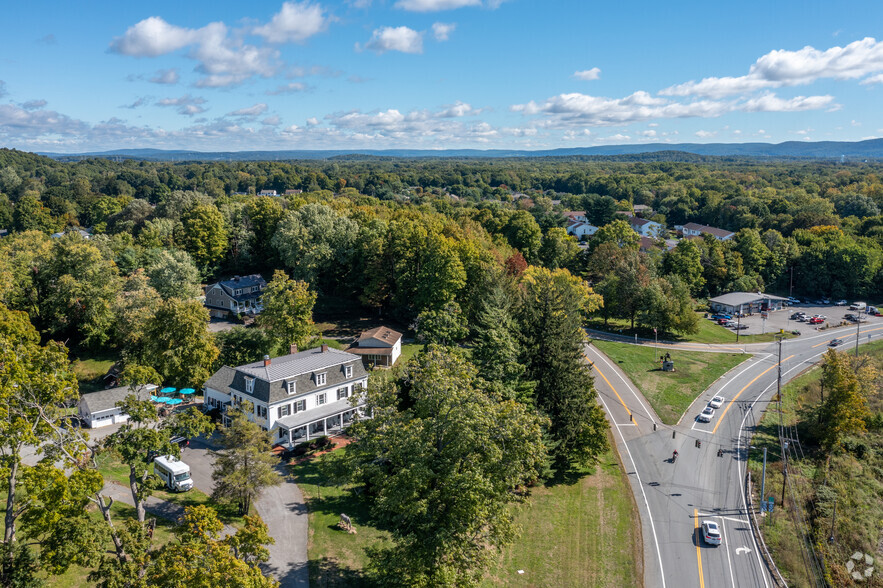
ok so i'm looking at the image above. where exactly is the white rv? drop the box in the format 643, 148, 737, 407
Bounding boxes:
153, 455, 193, 492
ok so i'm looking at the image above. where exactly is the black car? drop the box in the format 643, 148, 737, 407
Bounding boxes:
829, 338, 844, 347
147, 436, 189, 462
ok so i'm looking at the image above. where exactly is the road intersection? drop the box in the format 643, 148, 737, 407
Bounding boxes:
588, 318, 883, 588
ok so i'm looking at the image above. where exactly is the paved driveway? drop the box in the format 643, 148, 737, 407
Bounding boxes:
183, 437, 309, 588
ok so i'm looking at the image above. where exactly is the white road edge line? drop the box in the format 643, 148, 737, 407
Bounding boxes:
722, 518, 737, 588
589, 346, 657, 422
597, 392, 666, 588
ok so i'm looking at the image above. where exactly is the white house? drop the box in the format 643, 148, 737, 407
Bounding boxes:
258, 189, 277, 196
625, 215, 664, 238
676, 222, 735, 241
78, 384, 157, 428
203, 345, 370, 446
346, 326, 403, 367
566, 220, 599, 240
564, 210, 588, 223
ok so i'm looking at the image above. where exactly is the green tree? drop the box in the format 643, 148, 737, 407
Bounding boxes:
817, 350, 872, 450
340, 348, 546, 587
246, 196, 284, 262
257, 270, 317, 354
12, 192, 57, 233
502, 210, 542, 263
138, 299, 219, 388
272, 203, 358, 286
539, 227, 581, 270
662, 239, 705, 296
215, 327, 274, 369
145, 248, 202, 300
519, 267, 608, 471
414, 301, 468, 347
591, 219, 640, 251
638, 275, 699, 335
211, 403, 282, 516
111, 269, 161, 356
179, 204, 229, 272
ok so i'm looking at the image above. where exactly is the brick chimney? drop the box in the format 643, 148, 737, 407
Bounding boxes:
321, 344, 329, 353
263, 354, 271, 366
290, 344, 298, 355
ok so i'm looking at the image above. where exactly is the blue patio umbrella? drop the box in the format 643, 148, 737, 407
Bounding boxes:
179, 388, 196, 395
150, 395, 161, 402
166, 398, 183, 405
160, 387, 176, 395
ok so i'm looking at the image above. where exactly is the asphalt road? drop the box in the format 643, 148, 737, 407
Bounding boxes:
588, 316, 883, 588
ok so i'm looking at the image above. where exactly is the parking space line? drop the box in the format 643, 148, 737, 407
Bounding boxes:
711, 355, 794, 435
695, 509, 706, 588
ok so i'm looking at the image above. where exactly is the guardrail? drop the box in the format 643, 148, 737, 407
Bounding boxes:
746, 471, 789, 587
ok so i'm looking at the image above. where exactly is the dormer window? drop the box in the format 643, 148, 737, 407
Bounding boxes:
286, 381, 296, 395
344, 364, 353, 378
245, 377, 255, 394
315, 372, 327, 386
235, 289, 242, 295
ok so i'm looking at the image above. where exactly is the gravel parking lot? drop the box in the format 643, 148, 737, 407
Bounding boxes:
709, 303, 882, 336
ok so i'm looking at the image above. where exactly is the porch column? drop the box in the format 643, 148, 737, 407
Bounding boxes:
322, 418, 327, 435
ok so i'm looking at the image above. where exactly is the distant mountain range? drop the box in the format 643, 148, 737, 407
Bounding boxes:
38, 138, 883, 161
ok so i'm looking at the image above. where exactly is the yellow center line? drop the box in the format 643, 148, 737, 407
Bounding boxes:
711, 355, 794, 434
695, 509, 705, 588
811, 325, 883, 348
585, 354, 639, 430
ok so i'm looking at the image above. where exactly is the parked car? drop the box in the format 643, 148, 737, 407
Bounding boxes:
709, 395, 725, 409
710, 314, 732, 321
849, 302, 867, 311
789, 312, 805, 320
147, 436, 189, 462
829, 338, 843, 347
812, 314, 826, 319
702, 520, 722, 546
822, 298, 831, 305
724, 320, 737, 328
732, 324, 749, 330
809, 317, 824, 325
788, 297, 800, 304
698, 406, 715, 422
835, 299, 848, 306
845, 313, 866, 322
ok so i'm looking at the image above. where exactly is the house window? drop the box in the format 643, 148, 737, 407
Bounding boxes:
257, 405, 267, 419
286, 381, 296, 395
337, 387, 348, 400
344, 365, 353, 378
245, 378, 255, 394
278, 404, 291, 418
294, 399, 306, 413
315, 372, 327, 386
235, 289, 241, 295
279, 428, 287, 439
317, 393, 327, 406
353, 382, 364, 394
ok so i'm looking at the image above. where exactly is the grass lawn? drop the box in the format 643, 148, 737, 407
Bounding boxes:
587, 313, 797, 345
482, 438, 641, 588
746, 338, 883, 587
290, 452, 389, 587
592, 340, 748, 425
72, 351, 118, 394
291, 438, 641, 588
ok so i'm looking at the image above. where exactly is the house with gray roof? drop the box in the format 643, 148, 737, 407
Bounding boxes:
708, 292, 789, 314
203, 345, 370, 446
346, 326, 403, 367
204, 274, 267, 318
78, 384, 157, 428
676, 222, 735, 241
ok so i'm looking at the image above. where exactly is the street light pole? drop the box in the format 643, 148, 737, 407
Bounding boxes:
855, 308, 863, 357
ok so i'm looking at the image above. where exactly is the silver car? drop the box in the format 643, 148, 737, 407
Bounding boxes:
698, 406, 715, 422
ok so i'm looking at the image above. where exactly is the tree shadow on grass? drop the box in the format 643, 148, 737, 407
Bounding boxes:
310, 556, 372, 588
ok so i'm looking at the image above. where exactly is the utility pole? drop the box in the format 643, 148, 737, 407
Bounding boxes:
654, 327, 658, 361
789, 266, 794, 299
829, 496, 837, 543
781, 441, 788, 507
761, 446, 768, 507
736, 304, 742, 343
855, 308, 863, 357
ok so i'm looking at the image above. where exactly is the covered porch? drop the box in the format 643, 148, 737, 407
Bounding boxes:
274, 398, 369, 446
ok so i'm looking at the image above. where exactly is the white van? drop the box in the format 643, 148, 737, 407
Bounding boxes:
153, 455, 194, 492
850, 302, 867, 311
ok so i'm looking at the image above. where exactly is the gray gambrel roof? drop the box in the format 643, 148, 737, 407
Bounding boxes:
226, 347, 367, 405
204, 366, 236, 396
79, 384, 157, 415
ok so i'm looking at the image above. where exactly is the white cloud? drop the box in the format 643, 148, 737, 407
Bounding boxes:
638, 129, 656, 137
266, 82, 309, 95
395, 0, 481, 11
111, 17, 279, 87
432, 22, 456, 41
253, 2, 330, 43
695, 130, 717, 138
438, 101, 476, 117
227, 103, 269, 119
156, 95, 207, 116
363, 26, 423, 54
573, 67, 601, 81
121, 97, 149, 109
306, 117, 319, 125
110, 16, 201, 56
511, 89, 834, 128
662, 37, 883, 98
261, 115, 282, 126
861, 72, 883, 84
149, 68, 179, 84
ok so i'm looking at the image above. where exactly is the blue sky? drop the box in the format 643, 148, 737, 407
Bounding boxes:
2, 0, 883, 152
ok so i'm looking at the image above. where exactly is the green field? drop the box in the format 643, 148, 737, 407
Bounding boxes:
587, 313, 797, 345
72, 352, 117, 394
592, 340, 748, 424
482, 439, 641, 588
747, 338, 883, 587
292, 438, 641, 588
